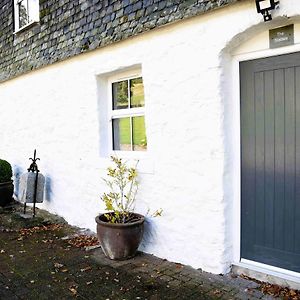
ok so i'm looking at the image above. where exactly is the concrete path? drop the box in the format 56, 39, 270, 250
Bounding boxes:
0, 203, 283, 299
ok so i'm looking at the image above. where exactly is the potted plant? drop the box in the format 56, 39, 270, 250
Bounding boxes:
0, 159, 13, 206
95, 156, 144, 260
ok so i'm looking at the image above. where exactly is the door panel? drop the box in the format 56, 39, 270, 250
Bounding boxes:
241, 52, 300, 272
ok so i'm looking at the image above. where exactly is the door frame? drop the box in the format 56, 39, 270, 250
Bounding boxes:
231, 43, 300, 281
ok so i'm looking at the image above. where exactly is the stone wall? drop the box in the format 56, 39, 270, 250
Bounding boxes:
0, 0, 237, 82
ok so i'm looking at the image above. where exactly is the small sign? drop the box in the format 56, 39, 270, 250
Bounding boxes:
269, 25, 294, 49
19, 172, 45, 204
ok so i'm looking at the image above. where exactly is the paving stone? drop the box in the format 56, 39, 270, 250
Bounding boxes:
159, 274, 173, 282
261, 296, 281, 300
233, 292, 263, 300
0, 203, 287, 299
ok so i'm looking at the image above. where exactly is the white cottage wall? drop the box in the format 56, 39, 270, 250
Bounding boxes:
1, 0, 300, 274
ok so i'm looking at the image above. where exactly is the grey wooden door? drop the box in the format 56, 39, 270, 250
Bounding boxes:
241, 52, 300, 272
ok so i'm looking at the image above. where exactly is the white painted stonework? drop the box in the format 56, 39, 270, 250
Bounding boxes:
1, 0, 300, 275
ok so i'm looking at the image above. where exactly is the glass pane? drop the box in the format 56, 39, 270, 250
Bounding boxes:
130, 77, 144, 108
132, 116, 147, 151
112, 118, 131, 151
28, 0, 39, 22
112, 80, 128, 110
18, 0, 29, 28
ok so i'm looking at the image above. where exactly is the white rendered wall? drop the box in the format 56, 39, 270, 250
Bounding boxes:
1, 0, 300, 274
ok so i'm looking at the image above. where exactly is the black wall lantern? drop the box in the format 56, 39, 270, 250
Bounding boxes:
256, 0, 279, 22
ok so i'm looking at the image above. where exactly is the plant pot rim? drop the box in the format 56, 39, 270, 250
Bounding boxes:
0, 180, 13, 186
95, 212, 144, 228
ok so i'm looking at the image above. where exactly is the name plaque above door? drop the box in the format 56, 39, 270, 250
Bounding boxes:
269, 24, 294, 49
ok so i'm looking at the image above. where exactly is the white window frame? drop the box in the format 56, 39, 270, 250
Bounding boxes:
14, 0, 40, 33
108, 70, 147, 156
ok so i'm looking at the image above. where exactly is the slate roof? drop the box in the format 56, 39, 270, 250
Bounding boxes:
0, 0, 238, 82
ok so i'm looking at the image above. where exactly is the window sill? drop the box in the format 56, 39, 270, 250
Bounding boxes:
14, 21, 39, 34
111, 150, 147, 159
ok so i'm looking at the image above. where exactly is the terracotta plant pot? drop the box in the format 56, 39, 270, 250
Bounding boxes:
95, 212, 144, 260
0, 181, 13, 207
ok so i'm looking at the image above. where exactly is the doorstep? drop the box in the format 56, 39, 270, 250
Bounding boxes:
232, 260, 300, 290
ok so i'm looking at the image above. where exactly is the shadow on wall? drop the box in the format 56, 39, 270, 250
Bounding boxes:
140, 217, 158, 249
44, 173, 53, 202
13, 165, 23, 199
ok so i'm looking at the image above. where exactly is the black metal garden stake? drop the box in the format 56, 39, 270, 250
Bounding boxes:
24, 149, 40, 217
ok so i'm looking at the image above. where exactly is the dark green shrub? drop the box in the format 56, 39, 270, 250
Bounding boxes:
0, 159, 12, 183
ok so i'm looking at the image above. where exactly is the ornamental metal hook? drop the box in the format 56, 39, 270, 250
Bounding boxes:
24, 149, 41, 217
28, 149, 40, 173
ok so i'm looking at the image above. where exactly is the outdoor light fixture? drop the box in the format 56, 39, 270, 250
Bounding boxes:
256, 0, 279, 22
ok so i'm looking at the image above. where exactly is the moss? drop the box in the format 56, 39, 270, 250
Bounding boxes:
81, 43, 90, 51
40, 8, 50, 19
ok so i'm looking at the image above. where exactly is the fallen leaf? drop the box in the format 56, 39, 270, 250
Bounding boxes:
54, 262, 64, 269
18, 224, 63, 237
241, 274, 300, 299
69, 287, 77, 296
291, 290, 297, 296
67, 235, 99, 248
80, 266, 92, 272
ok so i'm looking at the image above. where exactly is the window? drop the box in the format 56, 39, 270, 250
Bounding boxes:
14, 0, 39, 32
110, 76, 147, 152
